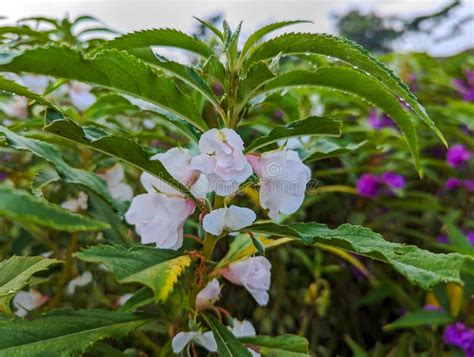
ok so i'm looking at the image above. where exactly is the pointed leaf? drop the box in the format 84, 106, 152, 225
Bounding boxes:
383, 309, 453, 331
204, 315, 252, 357
239, 334, 309, 356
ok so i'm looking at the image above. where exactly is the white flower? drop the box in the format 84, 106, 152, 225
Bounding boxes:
230, 319, 261, 357
203, 206, 256, 236
1, 96, 28, 119
69, 82, 96, 111
13, 290, 48, 317
172, 331, 217, 354
140, 148, 202, 197
116, 293, 133, 306
66, 271, 93, 295
222, 256, 271, 306
195, 279, 221, 310
125, 193, 195, 250
100, 163, 133, 201
21, 75, 50, 94
247, 150, 311, 221
61, 191, 88, 212
191, 128, 253, 196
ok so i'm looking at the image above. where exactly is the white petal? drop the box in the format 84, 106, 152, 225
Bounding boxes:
66, 271, 93, 295
172, 332, 198, 353
225, 206, 256, 231
231, 319, 257, 337
203, 208, 226, 236
124, 194, 160, 225
195, 331, 218, 352
195, 279, 221, 310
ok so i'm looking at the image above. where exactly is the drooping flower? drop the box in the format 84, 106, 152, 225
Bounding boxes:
172, 331, 217, 354
443, 322, 474, 356
61, 191, 88, 212
191, 128, 253, 196
13, 290, 48, 317
66, 271, 93, 295
222, 256, 271, 306
356, 174, 381, 198
69, 82, 96, 111
367, 110, 395, 130
453, 69, 474, 102
195, 279, 221, 310
247, 150, 311, 221
100, 163, 133, 201
202, 206, 256, 236
446, 144, 471, 168
125, 193, 195, 250
230, 319, 261, 357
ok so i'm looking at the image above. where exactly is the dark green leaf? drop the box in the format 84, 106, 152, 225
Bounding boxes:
239, 334, 309, 356
383, 309, 453, 331
204, 315, 252, 357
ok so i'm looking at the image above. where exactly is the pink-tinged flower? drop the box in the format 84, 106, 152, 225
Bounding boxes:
222, 256, 271, 306
247, 150, 311, 221
203, 206, 256, 236
69, 82, 96, 111
195, 279, 221, 310
13, 290, 48, 317
1, 96, 28, 119
66, 271, 93, 295
141, 148, 205, 198
191, 128, 253, 196
445, 178, 463, 191
447, 144, 471, 168
61, 191, 88, 212
356, 174, 381, 198
172, 331, 217, 353
125, 193, 195, 250
100, 164, 133, 201
443, 322, 474, 356
367, 110, 395, 130
464, 179, 474, 192
380, 172, 405, 190
453, 69, 474, 102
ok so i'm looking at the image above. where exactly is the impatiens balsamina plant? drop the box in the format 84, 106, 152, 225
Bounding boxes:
0, 17, 471, 356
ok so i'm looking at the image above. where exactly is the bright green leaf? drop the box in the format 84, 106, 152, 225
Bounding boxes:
239, 334, 309, 356
383, 309, 453, 331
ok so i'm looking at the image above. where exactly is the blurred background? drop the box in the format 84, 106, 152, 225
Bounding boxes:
2, 0, 473, 56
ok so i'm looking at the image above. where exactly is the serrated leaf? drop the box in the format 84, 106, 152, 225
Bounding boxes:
0, 75, 59, 111
0, 125, 125, 212
383, 309, 453, 331
0, 256, 62, 314
0, 309, 152, 356
243, 32, 445, 146
94, 28, 214, 57
0, 185, 109, 232
254, 68, 421, 172
245, 116, 341, 153
244, 222, 471, 290
204, 315, 252, 357
239, 334, 310, 356
75, 245, 192, 303
0, 46, 208, 132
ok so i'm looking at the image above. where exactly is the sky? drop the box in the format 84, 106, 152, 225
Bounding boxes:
1, 0, 473, 56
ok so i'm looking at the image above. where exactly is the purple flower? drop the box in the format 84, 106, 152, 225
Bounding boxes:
443, 322, 474, 356
407, 73, 419, 92
380, 172, 405, 190
445, 178, 463, 191
367, 110, 395, 130
437, 234, 449, 244
0, 172, 7, 181
447, 144, 471, 168
356, 174, 381, 198
423, 304, 443, 312
464, 179, 474, 192
453, 69, 474, 102
466, 231, 474, 246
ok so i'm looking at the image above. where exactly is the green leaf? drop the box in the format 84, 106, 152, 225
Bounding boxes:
76, 245, 192, 303
193, 17, 224, 41
118, 288, 154, 312
0, 75, 60, 111
0, 309, 152, 356
0, 185, 109, 232
383, 309, 453, 331
0, 125, 124, 213
204, 315, 252, 357
241, 20, 311, 58
243, 32, 445, 147
245, 116, 341, 153
43, 116, 192, 199
304, 139, 373, 162
253, 68, 421, 172
0, 256, 61, 314
94, 28, 214, 58
0, 46, 208, 132
239, 334, 309, 356
244, 222, 470, 289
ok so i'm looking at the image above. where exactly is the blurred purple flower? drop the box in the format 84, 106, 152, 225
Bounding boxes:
461, 125, 473, 135
407, 73, 419, 92
380, 172, 405, 190
0, 172, 7, 181
464, 179, 474, 192
453, 69, 474, 102
446, 144, 471, 168
443, 322, 474, 356
423, 304, 443, 312
437, 234, 449, 244
466, 231, 474, 246
445, 178, 463, 191
367, 110, 395, 130
356, 174, 381, 198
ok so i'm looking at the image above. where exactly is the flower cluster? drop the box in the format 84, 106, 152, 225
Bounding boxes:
356, 172, 405, 198
443, 322, 474, 356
